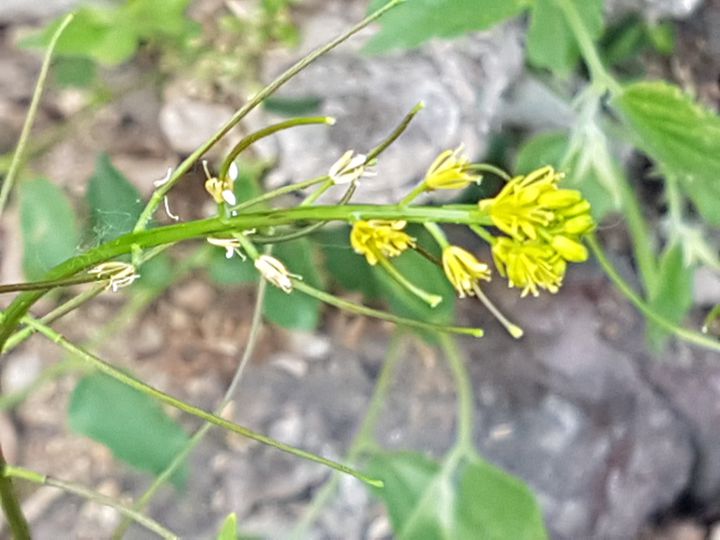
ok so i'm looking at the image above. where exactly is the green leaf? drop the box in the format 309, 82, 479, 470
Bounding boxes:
137, 253, 174, 290
527, 0, 604, 75
53, 57, 97, 88
216, 512, 238, 540
208, 252, 258, 286
263, 240, 325, 331
86, 154, 144, 243
69, 373, 190, 487
368, 451, 548, 540
21, 8, 139, 66
364, 0, 529, 54
647, 21, 676, 55
262, 96, 323, 117
20, 178, 80, 280
315, 226, 381, 299
646, 242, 694, 350
613, 81, 720, 224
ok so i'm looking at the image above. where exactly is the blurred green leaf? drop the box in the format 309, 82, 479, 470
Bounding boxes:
613, 81, 720, 224
600, 16, 648, 68
216, 512, 238, 540
137, 253, 174, 289
262, 96, 323, 117
53, 56, 97, 87
315, 226, 381, 299
647, 21, 676, 55
87, 154, 144, 243
527, 0, 604, 75
364, 0, 529, 54
20, 178, 80, 280
208, 252, 258, 286
264, 240, 325, 331
69, 373, 189, 487
368, 451, 548, 540
647, 242, 694, 350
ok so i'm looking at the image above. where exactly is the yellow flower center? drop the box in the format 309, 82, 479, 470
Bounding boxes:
350, 220, 416, 265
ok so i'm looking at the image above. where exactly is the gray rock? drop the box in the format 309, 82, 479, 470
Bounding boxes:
0, 0, 78, 23
605, 0, 704, 19
258, 23, 524, 204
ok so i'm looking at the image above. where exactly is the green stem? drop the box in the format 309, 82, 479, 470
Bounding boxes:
587, 234, 720, 352
0, 448, 30, 540
219, 117, 334, 181
293, 280, 482, 337
289, 332, 406, 539
467, 163, 511, 181
233, 176, 329, 211
424, 222, 450, 249
469, 224, 496, 245
366, 101, 425, 161
0, 204, 492, 349
437, 334, 475, 451
554, 0, 621, 95
111, 249, 271, 540
0, 14, 75, 218
132, 0, 405, 232
399, 183, 429, 206
24, 318, 382, 487
0, 273, 103, 294
3, 465, 177, 539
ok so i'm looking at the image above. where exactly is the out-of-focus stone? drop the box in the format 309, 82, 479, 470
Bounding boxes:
605, 0, 704, 19
159, 95, 234, 155
258, 20, 524, 204
0, 0, 78, 23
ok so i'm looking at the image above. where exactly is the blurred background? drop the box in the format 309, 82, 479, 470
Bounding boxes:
0, 0, 719, 538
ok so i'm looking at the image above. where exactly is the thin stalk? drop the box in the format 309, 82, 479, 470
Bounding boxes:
0, 448, 30, 540
3, 465, 176, 539
469, 224, 496, 245
0, 14, 75, 218
133, 0, 405, 232
377, 257, 443, 307
25, 318, 382, 487
467, 163, 511, 181
289, 332, 406, 540
292, 280, 483, 337
0, 273, 103, 294
233, 176, 329, 211
437, 334, 475, 451
112, 249, 271, 540
587, 235, 720, 352
366, 101, 425, 161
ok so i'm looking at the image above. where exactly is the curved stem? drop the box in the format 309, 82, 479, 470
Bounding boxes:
0, 13, 75, 218
24, 318, 382, 487
467, 163, 511, 181
133, 0, 405, 232
0, 448, 30, 540
438, 334, 475, 451
588, 234, 720, 352
219, 117, 333, 181
3, 464, 177, 539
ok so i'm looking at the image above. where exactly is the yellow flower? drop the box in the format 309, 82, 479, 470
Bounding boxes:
350, 220, 416, 265
491, 237, 567, 297
424, 146, 480, 190
479, 166, 587, 241
441, 246, 491, 298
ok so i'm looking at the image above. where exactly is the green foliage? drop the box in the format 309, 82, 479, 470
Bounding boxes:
69, 373, 190, 487
22, 0, 199, 67
368, 451, 548, 540
364, 0, 529, 54
613, 81, 720, 225
527, 0, 604, 75
20, 178, 80, 280
53, 57, 97, 88
86, 154, 143, 243
646, 242, 694, 350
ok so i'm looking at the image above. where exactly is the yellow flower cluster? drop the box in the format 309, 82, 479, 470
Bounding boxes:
479, 166, 595, 297
350, 220, 416, 266
441, 246, 491, 298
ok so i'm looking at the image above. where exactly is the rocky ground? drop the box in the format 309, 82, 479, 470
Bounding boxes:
0, 0, 719, 539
